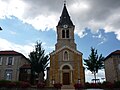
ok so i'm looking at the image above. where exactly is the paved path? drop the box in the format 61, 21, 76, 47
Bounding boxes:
61, 85, 75, 90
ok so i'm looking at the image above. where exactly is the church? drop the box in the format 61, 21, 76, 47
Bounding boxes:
49, 3, 85, 87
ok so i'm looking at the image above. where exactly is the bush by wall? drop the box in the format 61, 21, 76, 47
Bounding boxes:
0, 80, 31, 88
54, 83, 62, 89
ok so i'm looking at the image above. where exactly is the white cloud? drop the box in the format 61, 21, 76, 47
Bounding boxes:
0, 38, 34, 58
9, 31, 17, 35
0, 38, 54, 58
92, 32, 107, 45
24, 15, 57, 31
85, 69, 105, 82
0, 0, 26, 19
0, 0, 120, 40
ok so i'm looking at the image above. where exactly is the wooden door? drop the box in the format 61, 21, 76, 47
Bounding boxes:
63, 73, 70, 85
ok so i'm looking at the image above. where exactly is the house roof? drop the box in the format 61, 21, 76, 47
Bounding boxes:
57, 4, 74, 27
0, 50, 29, 61
0, 50, 21, 55
104, 50, 120, 61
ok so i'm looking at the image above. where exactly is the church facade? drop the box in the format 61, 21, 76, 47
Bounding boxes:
49, 4, 85, 86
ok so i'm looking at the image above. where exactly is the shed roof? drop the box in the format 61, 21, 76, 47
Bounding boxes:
104, 50, 120, 61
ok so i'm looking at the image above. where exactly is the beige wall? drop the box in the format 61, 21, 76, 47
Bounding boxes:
104, 55, 120, 83
0, 55, 29, 81
49, 48, 85, 86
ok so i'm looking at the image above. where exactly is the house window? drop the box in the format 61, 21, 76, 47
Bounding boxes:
0, 57, 2, 65
63, 51, 69, 61
6, 57, 14, 65
5, 69, 13, 80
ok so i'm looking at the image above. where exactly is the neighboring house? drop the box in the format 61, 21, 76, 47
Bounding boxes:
48, 3, 85, 87
19, 64, 31, 82
0, 50, 30, 81
104, 50, 120, 83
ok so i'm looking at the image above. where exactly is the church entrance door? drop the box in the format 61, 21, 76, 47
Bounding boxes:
63, 72, 70, 85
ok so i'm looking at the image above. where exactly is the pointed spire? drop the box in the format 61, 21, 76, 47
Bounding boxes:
64, 0, 66, 6
57, 2, 74, 27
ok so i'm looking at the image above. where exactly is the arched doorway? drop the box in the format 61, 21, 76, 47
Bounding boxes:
62, 65, 70, 85
60, 64, 73, 85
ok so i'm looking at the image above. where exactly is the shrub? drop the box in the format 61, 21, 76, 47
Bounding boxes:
0, 80, 31, 88
101, 81, 114, 89
90, 83, 100, 88
37, 82, 45, 88
19, 81, 31, 88
0, 80, 11, 88
54, 83, 62, 89
84, 82, 102, 89
74, 83, 83, 89
6, 82, 16, 88
84, 82, 91, 88
114, 81, 120, 88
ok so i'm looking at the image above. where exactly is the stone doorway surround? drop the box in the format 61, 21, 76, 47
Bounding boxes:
59, 63, 73, 85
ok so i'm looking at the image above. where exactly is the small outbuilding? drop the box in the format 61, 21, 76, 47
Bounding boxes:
104, 50, 120, 83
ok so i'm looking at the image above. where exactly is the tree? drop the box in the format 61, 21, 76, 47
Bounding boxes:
84, 47, 104, 83
29, 42, 49, 83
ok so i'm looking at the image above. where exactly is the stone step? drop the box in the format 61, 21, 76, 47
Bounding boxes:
61, 85, 75, 89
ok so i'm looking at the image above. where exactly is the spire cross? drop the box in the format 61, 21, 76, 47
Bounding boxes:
64, 0, 66, 6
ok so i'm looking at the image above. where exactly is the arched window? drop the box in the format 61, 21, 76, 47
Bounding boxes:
66, 29, 69, 38
64, 51, 69, 61
62, 30, 65, 38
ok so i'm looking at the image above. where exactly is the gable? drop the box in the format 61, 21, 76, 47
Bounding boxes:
50, 45, 82, 56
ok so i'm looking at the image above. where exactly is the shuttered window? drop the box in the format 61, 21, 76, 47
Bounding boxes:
6, 57, 14, 65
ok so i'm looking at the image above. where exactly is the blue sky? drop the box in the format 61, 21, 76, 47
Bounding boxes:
0, 0, 120, 82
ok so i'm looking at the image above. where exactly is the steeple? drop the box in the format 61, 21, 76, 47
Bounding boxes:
57, 3, 74, 27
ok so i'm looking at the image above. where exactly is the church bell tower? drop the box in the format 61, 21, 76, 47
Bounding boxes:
49, 2, 85, 87
55, 3, 76, 50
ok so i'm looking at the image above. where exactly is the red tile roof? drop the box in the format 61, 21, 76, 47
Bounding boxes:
0, 50, 21, 55
104, 50, 120, 61
0, 50, 29, 61
111, 50, 120, 55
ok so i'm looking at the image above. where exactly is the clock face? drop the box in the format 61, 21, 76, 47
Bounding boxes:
63, 25, 68, 28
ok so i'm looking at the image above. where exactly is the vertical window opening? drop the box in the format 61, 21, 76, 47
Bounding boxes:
66, 30, 69, 38
62, 30, 65, 38
64, 51, 69, 61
